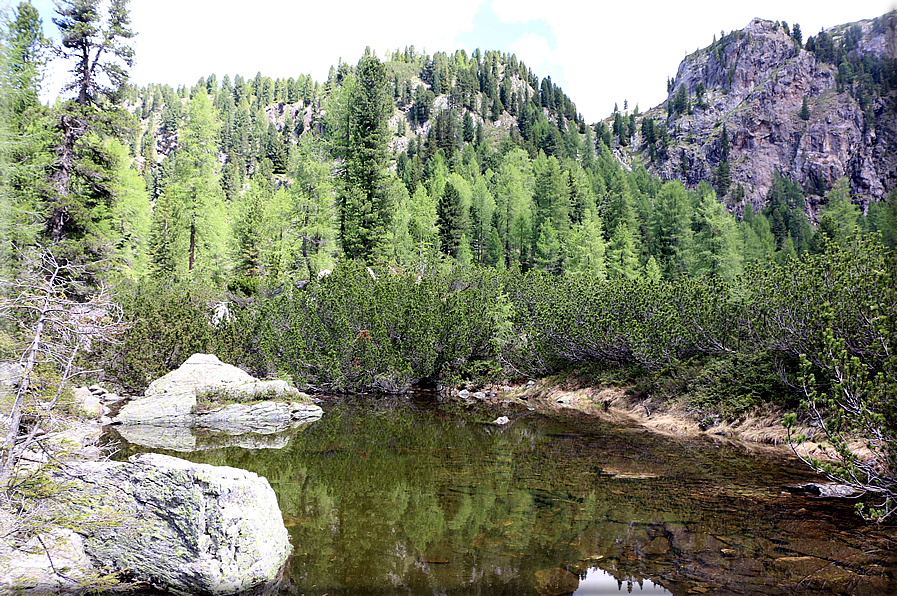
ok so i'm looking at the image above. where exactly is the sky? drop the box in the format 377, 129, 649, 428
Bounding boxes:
21, 0, 897, 122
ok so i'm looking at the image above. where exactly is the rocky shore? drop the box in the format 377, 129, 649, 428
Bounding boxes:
0, 354, 323, 595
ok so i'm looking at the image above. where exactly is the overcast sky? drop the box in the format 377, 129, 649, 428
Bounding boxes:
22, 0, 897, 122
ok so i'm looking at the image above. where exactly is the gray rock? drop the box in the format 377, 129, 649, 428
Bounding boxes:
291, 403, 325, 421
116, 424, 198, 452
72, 386, 110, 419
472, 392, 487, 400
113, 354, 323, 435
458, 389, 470, 399
790, 482, 863, 498
114, 390, 197, 425
0, 519, 96, 595
145, 353, 257, 398
115, 423, 310, 452
654, 16, 897, 210
493, 416, 510, 425
223, 379, 300, 400
70, 453, 291, 595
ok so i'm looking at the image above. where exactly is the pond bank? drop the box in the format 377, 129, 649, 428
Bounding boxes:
460, 379, 840, 461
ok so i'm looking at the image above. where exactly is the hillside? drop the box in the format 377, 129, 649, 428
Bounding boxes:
636, 13, 897, 215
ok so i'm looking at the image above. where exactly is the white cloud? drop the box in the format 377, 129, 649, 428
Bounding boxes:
508, 33, 556, 74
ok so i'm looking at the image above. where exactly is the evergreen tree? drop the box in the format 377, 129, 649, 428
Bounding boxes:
691, 182, 742, 281
462, 110, 475, 143
800, 96, 811, 120
566, 209, 607, 279
437, 180, 465, 257
651, 180, 694, 280
335, 51, 393, 262
53, 0, 135, 105
290, 136, 337, 279
607, 221, 639, 280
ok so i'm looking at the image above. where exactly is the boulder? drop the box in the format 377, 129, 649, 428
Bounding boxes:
113, 354, 323, 429
115, 423, 306, 452
72, 386, 110, 419
71, 453, 291, 595
144, 353, 257, 400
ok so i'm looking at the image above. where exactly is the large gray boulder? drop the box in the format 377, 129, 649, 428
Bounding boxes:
114, 354, 323, 428
71, 453, 291, 595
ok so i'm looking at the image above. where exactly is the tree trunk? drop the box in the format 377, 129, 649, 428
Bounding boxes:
188, 221, 196, 271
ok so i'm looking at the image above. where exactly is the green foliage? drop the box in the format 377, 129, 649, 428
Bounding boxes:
334, 51, 394, 263
247, 263, 511, 393
106, 280, 219, 392
786, 276, 897, 520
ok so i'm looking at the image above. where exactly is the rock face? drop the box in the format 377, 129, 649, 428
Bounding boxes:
648, 15, 896, 212
72, 453, 291, 595
114, 354, 323, 431
0, 513, 97, 595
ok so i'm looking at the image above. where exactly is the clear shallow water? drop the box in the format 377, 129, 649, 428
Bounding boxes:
108, 395, 896, 595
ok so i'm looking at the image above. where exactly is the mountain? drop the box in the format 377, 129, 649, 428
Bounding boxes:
638, 13, 896, 215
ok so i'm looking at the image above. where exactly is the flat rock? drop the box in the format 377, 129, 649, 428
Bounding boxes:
789, 482, 862, 498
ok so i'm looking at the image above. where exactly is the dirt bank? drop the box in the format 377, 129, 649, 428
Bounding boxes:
476, 380, 846, 460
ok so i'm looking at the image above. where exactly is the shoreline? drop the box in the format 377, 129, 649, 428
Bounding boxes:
475, 380, 841, 461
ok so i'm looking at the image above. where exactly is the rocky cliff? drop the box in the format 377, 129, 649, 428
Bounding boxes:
647, 13, 896, 214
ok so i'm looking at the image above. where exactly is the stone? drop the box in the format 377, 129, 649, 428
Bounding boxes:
222, 379, 300, 400
789, 482, 862, 498
70, 453, 291, 595
114, 390, 197, 425
144, 353, 257, 398
493, 416, 511, 425
458, 389, 470, 398
0, 521, 96, 595
533, 567, 579, 596
291, 403, 325, 421
472, 392, 487, 400
113, 354, 323, 430
72, 386, 110, 419
643, 536, 671, 555
115, 423, 307, 452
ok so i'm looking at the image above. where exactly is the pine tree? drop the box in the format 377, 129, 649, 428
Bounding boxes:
335, 50, 393, 262
691, 183, 742, 281
800, 96, 811, 120
53, 0, 135, 105
437, 180, 465, 256
651, 180, 694, 280
566, 209, 607, 279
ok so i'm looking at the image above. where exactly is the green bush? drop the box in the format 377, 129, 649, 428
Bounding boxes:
105, 280, 219, 393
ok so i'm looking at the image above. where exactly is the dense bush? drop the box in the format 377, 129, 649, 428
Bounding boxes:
105, 280, 220, 392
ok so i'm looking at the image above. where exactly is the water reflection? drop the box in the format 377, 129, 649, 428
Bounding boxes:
108, 395, 896, 595
574, 567, 671, 594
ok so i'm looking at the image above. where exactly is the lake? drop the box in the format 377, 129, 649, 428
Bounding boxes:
108, 394, 896, 595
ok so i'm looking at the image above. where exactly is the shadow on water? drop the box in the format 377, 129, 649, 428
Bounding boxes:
106, 393, 897, 596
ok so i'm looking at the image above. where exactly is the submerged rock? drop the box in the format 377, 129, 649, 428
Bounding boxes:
533, 567, 579, 596
789, 482, 863, 498
70, 453, 291, 595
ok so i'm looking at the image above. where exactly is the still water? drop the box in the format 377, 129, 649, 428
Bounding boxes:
109, 395, 896, 595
